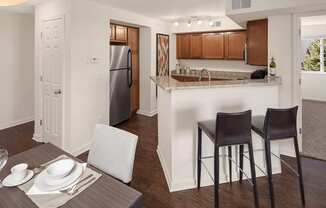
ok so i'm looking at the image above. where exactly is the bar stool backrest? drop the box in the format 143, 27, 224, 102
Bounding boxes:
264, 106, 298, 140
215, 110, 252, 146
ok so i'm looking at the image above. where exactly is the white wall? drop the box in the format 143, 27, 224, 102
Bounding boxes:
268, 15, 300, 156
35, 0, 109, 155
226, 0, 326, 25
0, 11, 34, 130
34, 0, 171, 155
302, 72, 326, 102
68, 0, 110, 154
268, 15, 293, 107
139, 27, 153, 115
301, 23, 326, 102
302, 24, 326, 38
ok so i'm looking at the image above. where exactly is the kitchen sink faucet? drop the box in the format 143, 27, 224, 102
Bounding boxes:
199, 69, 211, 81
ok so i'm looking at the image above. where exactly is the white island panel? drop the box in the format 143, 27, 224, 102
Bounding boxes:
157, 84, 281, 192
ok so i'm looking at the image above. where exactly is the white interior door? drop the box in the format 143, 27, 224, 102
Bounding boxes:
41, 17, 64, 148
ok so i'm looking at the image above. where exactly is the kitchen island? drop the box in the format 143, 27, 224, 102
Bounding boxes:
151, 72, 282, 192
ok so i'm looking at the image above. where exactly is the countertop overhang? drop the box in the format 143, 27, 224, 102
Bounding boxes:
151, 76, 281, 91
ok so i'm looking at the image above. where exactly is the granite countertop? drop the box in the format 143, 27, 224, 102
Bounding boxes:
151, 70, 281, 91
170, 70, 251, 80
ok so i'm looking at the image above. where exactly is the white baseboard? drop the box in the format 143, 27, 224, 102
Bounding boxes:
156, 146, 173, 191
71, 142, 92, 157
137, 109, 157, 117
32, 133, 44, 143
157, 145, 282, 192
0, 117, 34, 131
303, 98, 326, 103
157, 146, 197, 192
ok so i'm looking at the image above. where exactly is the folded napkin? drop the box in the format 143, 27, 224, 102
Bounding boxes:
19, 155, 102, 208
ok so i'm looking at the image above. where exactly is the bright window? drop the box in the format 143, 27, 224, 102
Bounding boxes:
302, 38, 326, 72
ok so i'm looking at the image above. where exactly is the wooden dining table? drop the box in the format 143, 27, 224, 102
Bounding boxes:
0, 143, 143, 208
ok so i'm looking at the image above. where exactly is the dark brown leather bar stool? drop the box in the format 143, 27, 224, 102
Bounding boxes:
251, 106, 305, 208
197, 110, 259, 208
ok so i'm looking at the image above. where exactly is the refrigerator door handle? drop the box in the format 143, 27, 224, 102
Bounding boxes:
127, 49, 133, 88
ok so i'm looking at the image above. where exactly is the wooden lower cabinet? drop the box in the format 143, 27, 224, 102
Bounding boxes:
224, 31, 246, 60
202, 33, 224, 59
127, 27, 140, 114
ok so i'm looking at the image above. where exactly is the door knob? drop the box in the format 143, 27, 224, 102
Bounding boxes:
54, 89, 62, 95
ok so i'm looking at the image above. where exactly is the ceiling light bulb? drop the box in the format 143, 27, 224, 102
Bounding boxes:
0, 0, 27, 6
173, 22, 179, 27
187, 20, 192, 27
197, 20, 203, 25
209, 20, 214, 26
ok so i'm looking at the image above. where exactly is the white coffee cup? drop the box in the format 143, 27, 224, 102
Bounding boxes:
11, 163, 28, 181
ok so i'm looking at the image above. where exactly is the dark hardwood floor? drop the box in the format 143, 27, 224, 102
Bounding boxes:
1, 116, 326, 208
0, 122, 40, 157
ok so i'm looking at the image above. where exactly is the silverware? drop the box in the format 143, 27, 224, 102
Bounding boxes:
70, 177, 96, 195
32, 166, 45, 175
60, 174, 93, 194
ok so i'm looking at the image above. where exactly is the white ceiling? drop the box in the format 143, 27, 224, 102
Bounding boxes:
0, 0, 226, 20
0, 3, 33, 13
94, 0, 226, 20
0, 0, 46, 13
301, 15, 326, 26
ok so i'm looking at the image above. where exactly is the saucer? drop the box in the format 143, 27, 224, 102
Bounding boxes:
2, 170, 34, 187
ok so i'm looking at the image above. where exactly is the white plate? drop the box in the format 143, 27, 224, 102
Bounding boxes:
34, 162, 83, 192
2, 170, 34, 187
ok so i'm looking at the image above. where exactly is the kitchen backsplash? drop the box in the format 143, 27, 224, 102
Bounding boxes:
177, 59, 264, 73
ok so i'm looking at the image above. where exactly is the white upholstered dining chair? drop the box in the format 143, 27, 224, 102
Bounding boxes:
87, 124, 138, 184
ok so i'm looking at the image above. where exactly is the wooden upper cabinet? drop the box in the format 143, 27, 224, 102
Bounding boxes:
110, 24, 128, 43
176, 30, 248, 60
224, 31, 246, 60
190, 34, 203, 58
115, 25, 128, 42
177, 34, 191, 59
247, 19, 268, 66
202, 33, 224, 59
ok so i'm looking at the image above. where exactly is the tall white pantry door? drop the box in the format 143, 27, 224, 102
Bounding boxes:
41, 17, 64, 148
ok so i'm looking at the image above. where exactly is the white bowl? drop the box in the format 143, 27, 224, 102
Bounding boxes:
46, 159, 76, 179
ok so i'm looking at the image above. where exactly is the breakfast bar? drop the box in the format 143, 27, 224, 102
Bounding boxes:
151, 71, 282, 192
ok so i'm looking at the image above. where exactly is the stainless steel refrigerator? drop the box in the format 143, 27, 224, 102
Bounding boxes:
109, 45, 132, 126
